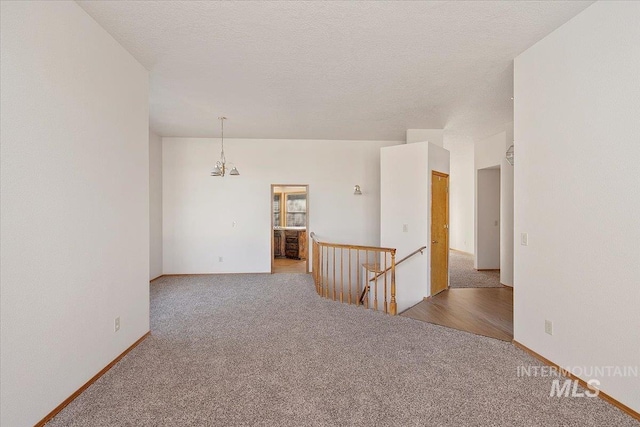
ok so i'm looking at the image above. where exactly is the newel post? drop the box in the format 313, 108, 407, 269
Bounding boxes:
389, 249, 397, 315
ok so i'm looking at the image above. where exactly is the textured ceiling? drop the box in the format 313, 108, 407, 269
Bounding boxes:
77, 1, 592, 142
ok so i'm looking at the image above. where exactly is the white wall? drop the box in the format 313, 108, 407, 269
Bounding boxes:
514, 1, 640, 412
381, 142, 449, 312
163, 138, 398, 274
500, 158, 514, 286
476, 168, 501, 269
502, 122, 515, 285
0, 2, 150, 426
150, 129, 163, 280
381, 143, 429, 312
475, 131, 507, 170
406, 129, 444, 147
445, 141, 475, 253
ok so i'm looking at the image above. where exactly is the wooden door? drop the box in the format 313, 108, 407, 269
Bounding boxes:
431, 171, 449, 296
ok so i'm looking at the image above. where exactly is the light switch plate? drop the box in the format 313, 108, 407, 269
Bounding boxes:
521, 232, 528, 246
403, 224, 408, 233
545, 319, 553, 335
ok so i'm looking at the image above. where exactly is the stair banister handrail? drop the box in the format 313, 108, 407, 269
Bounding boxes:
368, 246, 427, 282
358, 245, 426, 305
310, 232, 398, 315
310, 232, 395, 252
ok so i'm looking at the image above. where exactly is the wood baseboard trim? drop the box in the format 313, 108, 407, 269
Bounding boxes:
150, 275, 164, 282
512, 340, 639, 421
160, 272, 270, 277
35, 331, 151, 427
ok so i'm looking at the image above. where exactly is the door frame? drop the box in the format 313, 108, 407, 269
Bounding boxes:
270, 184, 310, 274
430, 171, 449, 296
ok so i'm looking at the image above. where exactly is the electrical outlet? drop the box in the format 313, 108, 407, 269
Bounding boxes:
218, 256, 223, 262
521, 232, 528, 246
114, 317, 120, 332
545, 319, 553, 335
403, 224, 408, 233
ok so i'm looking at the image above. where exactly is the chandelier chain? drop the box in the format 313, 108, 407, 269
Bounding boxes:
219, 116, 226, 163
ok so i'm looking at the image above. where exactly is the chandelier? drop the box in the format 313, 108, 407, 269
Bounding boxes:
211, 116, 239, 177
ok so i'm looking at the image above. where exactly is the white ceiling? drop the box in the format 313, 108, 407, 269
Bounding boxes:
77, 1, 592, 142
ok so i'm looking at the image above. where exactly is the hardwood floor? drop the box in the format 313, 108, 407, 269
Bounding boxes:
401, 287, 513, 341
273, 258, 307, 273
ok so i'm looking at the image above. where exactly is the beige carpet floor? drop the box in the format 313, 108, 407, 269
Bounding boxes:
449, 250, 502, 288
47, 274, 637, 426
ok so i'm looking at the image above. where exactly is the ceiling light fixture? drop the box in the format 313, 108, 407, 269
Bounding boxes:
211, 116, 239, 177
506, 144, 514, 166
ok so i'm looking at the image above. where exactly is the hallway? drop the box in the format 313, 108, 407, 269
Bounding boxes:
449, 250, 501, 288
400, 249, 513, 341
401, 287, 513, 341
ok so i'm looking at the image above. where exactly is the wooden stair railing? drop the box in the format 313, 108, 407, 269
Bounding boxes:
310, 232, 398, 314
359, 246, 427, 305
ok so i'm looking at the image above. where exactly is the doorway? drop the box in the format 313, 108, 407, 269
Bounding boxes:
431, 171, 449, 296
475, 167, 501, 271
271, 185, 309, 274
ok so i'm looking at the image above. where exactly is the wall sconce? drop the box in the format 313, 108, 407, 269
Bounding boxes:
506, 144, 514, 166
354, 185, 362, 195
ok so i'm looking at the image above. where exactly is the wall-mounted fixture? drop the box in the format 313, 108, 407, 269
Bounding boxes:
506, 144, 514, 166
354, 185, 362, 195
211, 117, 240, 177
